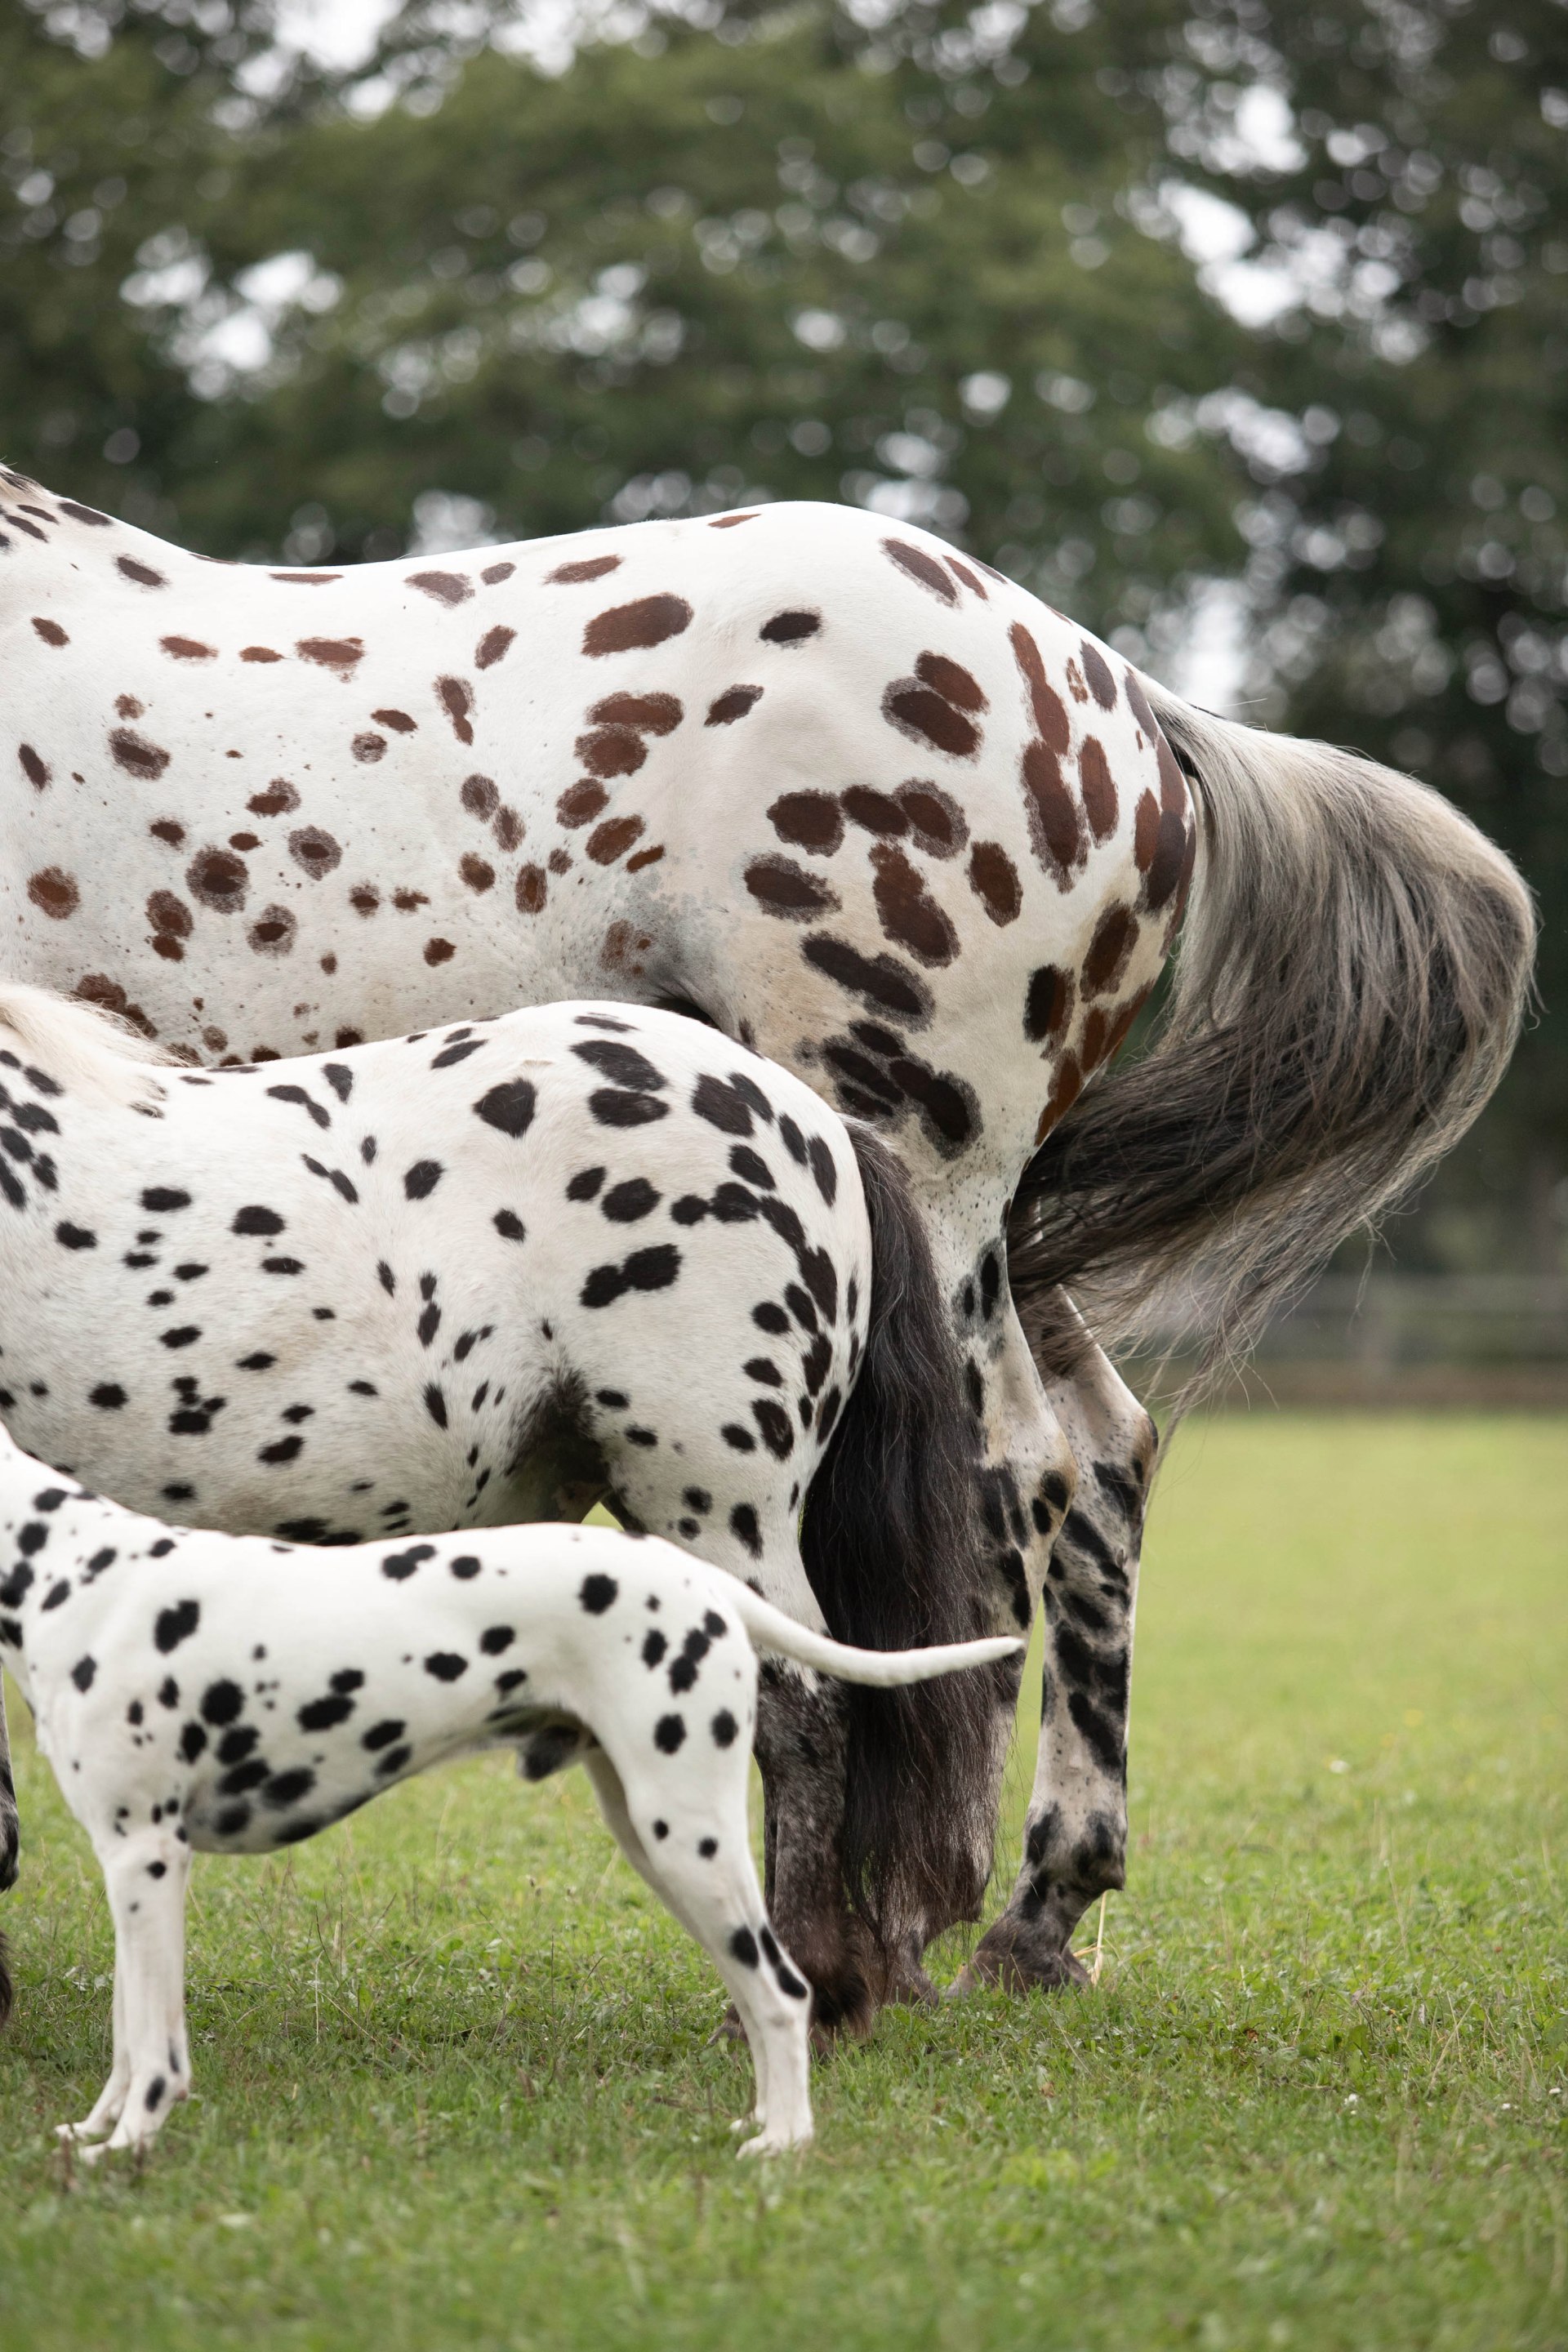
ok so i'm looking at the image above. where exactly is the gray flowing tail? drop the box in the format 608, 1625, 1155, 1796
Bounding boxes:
730, 1588, 1021, 1686
801, 1126, 1003, 1933
1009, 684, 1535, 1401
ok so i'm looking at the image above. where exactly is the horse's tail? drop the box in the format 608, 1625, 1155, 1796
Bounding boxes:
1009, 684, 1535, 1401
801, 1125, 1001, 1935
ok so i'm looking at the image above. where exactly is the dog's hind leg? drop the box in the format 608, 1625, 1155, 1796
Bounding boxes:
65, 1826, 192, 2158
584, 1745, 811, 2154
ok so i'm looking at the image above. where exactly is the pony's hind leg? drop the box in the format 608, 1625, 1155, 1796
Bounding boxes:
65, 1826, 192, 2157
960, 1306, 1155, 1993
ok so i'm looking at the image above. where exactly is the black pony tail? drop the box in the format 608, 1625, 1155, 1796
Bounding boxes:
801, 1125, 999, 1936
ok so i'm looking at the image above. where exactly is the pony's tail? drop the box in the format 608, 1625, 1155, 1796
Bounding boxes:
1009, 684, 1535, 1405
800, 1125, 1000, 1935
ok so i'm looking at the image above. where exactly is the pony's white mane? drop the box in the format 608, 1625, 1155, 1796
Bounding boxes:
0, 982, 172, 1109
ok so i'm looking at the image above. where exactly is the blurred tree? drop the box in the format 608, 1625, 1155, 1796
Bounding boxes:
2, 0, 1561, 1265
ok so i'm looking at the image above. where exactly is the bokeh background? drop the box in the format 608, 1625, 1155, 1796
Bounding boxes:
4, 0, 1566, 1383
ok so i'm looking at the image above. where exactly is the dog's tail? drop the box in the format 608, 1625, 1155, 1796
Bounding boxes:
729, 1587, 1022, 1687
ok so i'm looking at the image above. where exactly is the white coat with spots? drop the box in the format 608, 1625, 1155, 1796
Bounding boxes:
0, 982, 1001, 2024
0, 470, 1530, 2020
0, 1424, 1018, 2157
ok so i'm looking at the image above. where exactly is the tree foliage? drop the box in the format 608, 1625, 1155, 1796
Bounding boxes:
2, 0, 1561, 1261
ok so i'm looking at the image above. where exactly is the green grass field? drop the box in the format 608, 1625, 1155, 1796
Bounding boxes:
1, 1416, 1563, 2352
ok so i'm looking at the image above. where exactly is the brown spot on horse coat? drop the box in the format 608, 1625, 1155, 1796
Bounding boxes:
882, 539, 957, 604
425, 938, 457, 964
768, 792, 843, 855
436, 677, 474, 745
461, 775, 499, 820
709, 512, 757, 529
147, 890, 192, 945
898, 782, 969, 858
1022, 740, 1083, 886
590, 691, 683, 735
1080, 641, 1118, 710
158, 636, 214, 662
745, 858, 841, 920
843, 786, 908, 839
248, 781, 300, 818
760, 610, 820, 644
19, 745, 49, 790
59, 501, 110, 527
408, 572, 472, 606
576, 728, 646, 779
31, 617, 69, 647
516, 865, 547, 914
1009, 624, 1071, 755
493, 807, 523, 852
885, 1055, 978, 1152
298, 637, 365, 676
271, 572, 341, 586
353, 733, 385, 763
1079, 737, 1118, 844
392, 889, 428, 912
626, 844, 666, 873
586, 816, 646, 865
706, 685, 763, 726
558, 781, 609, 829
883, 681, 981, 760
115, 695, 143, 720
289, 827, 342, 881
248, 906, 296, 956
76, 975, 156, 1037
968, 840, 1022, 927
187, 848, 248, 913
116, 556, 166, 589
109, 728, 171, 780
372, 709, 417, 733
475, 626, 515, 670
459, 853, 496, 893
915, 651, 987, 712
1145, 810, 1191, 914
350, 885, 380, 916
870, 844, 958, 966
1035, 1052, 1084, 1143
481, 561, 515, 586
582, 595, 692, 656
945, 556, 988, 599
549, 555, 621, 585
29, 866, 78, 920
801, 935, 932, 1023
1133, 788, 1160, 871
240, 646, 283, 664
1024, 965, 1074, 1045
1083, 905, 1138, 996
149, 818, 185, 848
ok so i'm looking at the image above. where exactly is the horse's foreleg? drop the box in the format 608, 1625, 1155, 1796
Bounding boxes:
960, 1307, 1155, 1993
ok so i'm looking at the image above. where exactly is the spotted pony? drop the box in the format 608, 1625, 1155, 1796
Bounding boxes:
0, 984, 1004, 2028
0, 1422, 1018, 2158
0, 470, 1534, 2020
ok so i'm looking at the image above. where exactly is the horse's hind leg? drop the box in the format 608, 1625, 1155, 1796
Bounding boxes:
959, 1298, 1155, 1993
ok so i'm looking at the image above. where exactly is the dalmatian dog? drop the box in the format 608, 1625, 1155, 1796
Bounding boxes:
0, 1425, 1019, 2158
0, 982, 1003, 2028
0, 470, 1532, 2020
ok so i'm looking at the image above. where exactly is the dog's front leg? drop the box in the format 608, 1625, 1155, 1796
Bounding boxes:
66, 1828, 192, 2158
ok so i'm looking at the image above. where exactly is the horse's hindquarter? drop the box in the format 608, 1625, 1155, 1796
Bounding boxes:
2, 491, 1184, 1232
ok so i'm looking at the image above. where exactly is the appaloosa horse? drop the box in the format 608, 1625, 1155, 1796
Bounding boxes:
0, 466, 1533, 2023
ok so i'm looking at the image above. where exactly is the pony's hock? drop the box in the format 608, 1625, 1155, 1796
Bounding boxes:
0, 470, 1534, 2011
0, 989, 996, 2031
0, 1420, 1019, 2155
